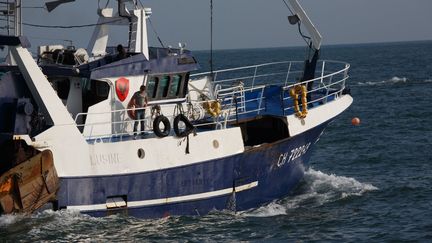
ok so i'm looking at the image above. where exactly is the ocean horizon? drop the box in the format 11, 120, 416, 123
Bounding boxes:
1, 40, 432, 242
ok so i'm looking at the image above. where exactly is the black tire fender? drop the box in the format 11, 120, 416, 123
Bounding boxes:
153, 115, 171, 137
173, 114, 195, 137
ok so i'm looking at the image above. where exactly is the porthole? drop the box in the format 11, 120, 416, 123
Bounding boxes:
213, 140, 219, 149
137, 148, 145, 159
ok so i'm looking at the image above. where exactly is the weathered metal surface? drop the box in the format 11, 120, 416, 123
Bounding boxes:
0, 150, 59, 214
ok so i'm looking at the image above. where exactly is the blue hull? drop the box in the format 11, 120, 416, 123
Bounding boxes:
57, 121, 329, 218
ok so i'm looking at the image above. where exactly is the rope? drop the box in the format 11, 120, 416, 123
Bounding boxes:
148, 18, 165, 48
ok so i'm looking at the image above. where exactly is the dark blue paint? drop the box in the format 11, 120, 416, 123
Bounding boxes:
58, 121, 329, 218
90, 52, 199, 80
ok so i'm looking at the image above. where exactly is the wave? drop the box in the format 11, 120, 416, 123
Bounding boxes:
356, 77, 432, 86
242, 168, 378, 217
0, 213, 24, 227
1, 169, 378, 222
357, 76, 408, 86
0, 209, 94, 229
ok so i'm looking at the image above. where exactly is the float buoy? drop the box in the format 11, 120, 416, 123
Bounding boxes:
127, 99, 136, 120
351, 117, 361, 126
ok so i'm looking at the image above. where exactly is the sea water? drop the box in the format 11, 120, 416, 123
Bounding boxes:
1, 41, 431, 242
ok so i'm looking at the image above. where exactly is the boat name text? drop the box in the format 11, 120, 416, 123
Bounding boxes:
90, 153, 120, 166
277, 142, 311, 167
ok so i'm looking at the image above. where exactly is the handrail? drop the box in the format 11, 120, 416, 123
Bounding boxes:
191, 59, 349, 118
191, 60, 349, 90
191, 60, 303, 78
74, 59, 349, 141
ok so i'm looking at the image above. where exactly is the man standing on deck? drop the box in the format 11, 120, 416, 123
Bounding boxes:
132, 85, 148, 137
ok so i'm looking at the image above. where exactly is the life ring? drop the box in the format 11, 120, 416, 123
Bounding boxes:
173, 114, 195, 137
289, 84, 308, 118
153, 115, 171, 137
127, 99, 135, 120
203, 100, 221, 117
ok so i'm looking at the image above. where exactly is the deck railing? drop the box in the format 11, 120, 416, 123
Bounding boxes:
73, 102, 239, 141
191, 60, 306, 88
74, 60, 349, 141
191, 60, 350, 116
281, 61, 350, 115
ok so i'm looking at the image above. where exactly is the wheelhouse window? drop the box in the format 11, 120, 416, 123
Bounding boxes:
147, 76, 159, 98
146, 73, 188, 101
156, 76, 170, 98
82, 79, 110, 113
169, 75, 182, 96
96, 81, 110, 97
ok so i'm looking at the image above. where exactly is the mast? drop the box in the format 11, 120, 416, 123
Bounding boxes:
14, 0, 21, 36
0, 0, 22, 36
87, 0, 151, 60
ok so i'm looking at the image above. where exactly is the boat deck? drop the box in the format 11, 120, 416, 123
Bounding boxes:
79, 60, 349, 143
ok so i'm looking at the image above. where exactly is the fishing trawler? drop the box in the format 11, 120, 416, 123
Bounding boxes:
0, 0, 352, 218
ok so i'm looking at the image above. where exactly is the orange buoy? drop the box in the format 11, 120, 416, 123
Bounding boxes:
351, 117, 361, 126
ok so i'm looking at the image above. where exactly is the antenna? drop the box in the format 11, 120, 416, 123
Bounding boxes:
179, 42, 186, 55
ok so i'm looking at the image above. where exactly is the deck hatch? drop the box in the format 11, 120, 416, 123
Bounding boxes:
106, 196, 127, 209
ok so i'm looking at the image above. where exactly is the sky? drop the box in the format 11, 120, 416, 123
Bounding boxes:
2, 0, 432, 53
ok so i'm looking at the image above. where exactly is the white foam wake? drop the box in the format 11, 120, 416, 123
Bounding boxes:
242, 168, 378, 217
0, 214, 23, 227
0, 209, 93, 228
304, 169, 378, 198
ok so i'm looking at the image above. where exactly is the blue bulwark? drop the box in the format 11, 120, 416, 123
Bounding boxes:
90, 53, 200, 80
0, 35, 31, 48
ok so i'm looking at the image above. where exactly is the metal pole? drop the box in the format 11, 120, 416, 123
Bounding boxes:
15, 0, 21, 36
7, 0, 10, 35
251, 66, 258, 88
284, 62, 292, 86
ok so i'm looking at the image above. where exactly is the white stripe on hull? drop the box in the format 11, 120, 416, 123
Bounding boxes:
66, 181, 258, 212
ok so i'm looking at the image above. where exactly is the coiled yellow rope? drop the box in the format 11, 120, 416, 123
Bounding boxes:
289, 84, 308, 119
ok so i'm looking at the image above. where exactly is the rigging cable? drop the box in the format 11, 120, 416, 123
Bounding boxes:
298, 23, 312, 46
97, 0, 110, 9
26, 35, 73, 45
210, 0, 214, 78
148, 18, 165, 48
20, 19, 122, 28
282, 0, 312, 49
282, 0, 294, 15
